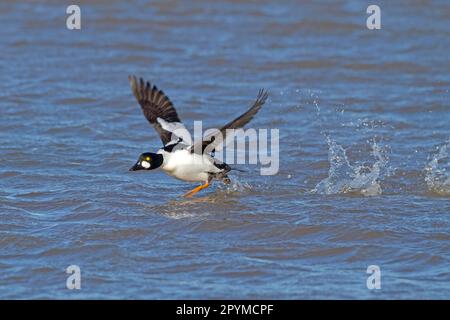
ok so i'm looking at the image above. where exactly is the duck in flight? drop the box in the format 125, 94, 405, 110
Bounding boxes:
128, 75, 268, 197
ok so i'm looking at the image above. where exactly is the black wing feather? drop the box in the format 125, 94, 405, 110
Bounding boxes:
190, 89, 269, 154
129, 75, 181, 145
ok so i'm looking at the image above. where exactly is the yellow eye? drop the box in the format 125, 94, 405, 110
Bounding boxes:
146, 157, 151, 161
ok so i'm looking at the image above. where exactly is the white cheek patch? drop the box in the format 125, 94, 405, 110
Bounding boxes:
141, 161, 151, 169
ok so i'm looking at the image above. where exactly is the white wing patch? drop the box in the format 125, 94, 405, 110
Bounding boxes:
157, 117, 192, 146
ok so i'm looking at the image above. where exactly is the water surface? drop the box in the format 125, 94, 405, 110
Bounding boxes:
0, 0, 449, 299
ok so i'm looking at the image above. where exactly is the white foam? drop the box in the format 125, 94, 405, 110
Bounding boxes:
311, 137, 389, 196
424, 140, 450, 196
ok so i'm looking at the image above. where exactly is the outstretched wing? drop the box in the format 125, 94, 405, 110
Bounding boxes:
189, 89, 269, 154
129, 75, 181, 145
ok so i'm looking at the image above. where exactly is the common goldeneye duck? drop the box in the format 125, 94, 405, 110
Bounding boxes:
128, 75, 268, 197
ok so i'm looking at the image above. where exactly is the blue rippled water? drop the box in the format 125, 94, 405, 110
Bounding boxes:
0, 0, 449, 299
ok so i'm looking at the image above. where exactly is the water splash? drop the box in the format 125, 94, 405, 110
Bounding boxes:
312, 137, 389, 196
217, 179, 253, 193
424, 140, 450, 196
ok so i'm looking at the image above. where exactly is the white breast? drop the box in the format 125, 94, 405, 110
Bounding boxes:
158, 149, 221, 182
